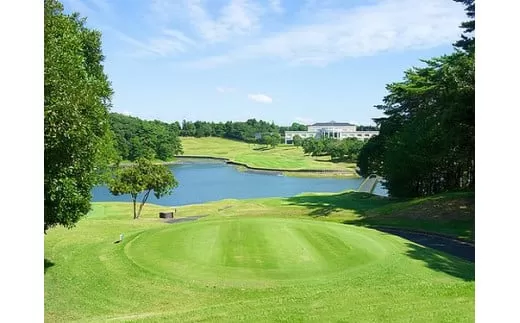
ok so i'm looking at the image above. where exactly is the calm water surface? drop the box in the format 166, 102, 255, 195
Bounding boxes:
92, 160, 388, 206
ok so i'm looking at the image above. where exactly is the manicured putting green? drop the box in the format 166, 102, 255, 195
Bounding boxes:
126, 218, 390, 286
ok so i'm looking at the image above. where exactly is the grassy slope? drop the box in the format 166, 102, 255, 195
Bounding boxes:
179, 137, 358, 174
45, 192, 474, 322
175, 191, 475, 240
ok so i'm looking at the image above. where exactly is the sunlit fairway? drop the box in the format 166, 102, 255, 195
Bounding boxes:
45, 194, 474, 322
179, 137, 358, 175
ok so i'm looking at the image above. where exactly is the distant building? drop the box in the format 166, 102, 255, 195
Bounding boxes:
284, 121, 379, 144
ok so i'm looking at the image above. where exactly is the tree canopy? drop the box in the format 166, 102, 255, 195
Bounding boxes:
44, 0, 117, 232
109, 113, 183, 162
108, 158, 178, 219
292, 135, 303, 147
302, 137, 366, 162
357, 0, 474, 197
177, 119, 307, 143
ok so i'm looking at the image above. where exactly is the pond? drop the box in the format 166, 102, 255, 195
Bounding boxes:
92, 159, 388, 206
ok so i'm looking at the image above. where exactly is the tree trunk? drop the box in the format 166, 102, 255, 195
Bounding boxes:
136, 189, 152, 219
132, 196, 137, 219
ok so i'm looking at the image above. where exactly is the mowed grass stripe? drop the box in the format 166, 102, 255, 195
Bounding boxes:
125, 218, 394, 286
46, 206, 474, 322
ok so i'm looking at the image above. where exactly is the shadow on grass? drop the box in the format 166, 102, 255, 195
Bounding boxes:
285, 191, 392, 217
44, 258, 55, 274
252, 146, 272, 151
285, 191, 475, 280
313, 158, 355, 164
403, 242, 474, 281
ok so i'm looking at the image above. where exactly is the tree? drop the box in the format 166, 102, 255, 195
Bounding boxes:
302, 137, 317, 155
108, 158, 178, 219
44, 0, 117, 232
292, 135, 303, 147
267, 133, 281, 148
453, 0, 474, 53
290, 122, 307, 131
356, 0, 474, 197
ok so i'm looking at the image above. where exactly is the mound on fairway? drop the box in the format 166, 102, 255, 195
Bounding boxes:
126, 218, 389, 287
45, 207, 474, 322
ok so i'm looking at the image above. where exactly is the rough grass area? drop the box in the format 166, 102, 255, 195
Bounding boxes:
45, 191, 474, 322
179, 137, 358, 175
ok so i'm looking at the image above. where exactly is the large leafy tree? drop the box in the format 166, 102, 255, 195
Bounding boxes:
357, 0, 474, 197
44, 0, 117, 232
109, 158, 178, 219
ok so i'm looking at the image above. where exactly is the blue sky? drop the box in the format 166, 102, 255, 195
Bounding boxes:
61, 0, 467, 126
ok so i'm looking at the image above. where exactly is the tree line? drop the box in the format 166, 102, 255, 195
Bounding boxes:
357, 0, 474, 198
109, 114, 303, 160
179, 119, 305, 142
111, 114, 379, 159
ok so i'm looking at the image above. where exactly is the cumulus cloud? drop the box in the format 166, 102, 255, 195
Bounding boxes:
248, 93, 273, 103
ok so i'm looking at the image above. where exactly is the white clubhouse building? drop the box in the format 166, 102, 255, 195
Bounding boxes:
284, 121, 379, 144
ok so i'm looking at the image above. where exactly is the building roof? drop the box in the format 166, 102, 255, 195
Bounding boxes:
310, 121, 355, 127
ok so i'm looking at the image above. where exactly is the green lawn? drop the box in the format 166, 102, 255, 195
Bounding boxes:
179, 137, 358, 174
45, 192, 474, 322
173, 191, 475, 240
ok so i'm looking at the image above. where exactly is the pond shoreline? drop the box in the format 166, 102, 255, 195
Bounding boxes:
173, 155, 360, 178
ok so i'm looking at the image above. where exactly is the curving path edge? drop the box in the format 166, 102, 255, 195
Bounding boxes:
372, 226, 475, 262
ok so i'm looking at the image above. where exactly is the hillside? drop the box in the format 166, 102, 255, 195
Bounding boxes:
179, 137, 358, 176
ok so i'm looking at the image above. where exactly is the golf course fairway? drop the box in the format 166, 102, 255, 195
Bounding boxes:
45, 207, 474, 322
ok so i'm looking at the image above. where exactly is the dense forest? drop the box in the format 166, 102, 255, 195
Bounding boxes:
357, 0, 475, 198
109, 113, 183, 162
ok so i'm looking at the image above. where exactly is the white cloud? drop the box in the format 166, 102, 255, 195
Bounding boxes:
186, 0, 263, 43
109, 28, 196, 57
63, 0, 114, 17
294, 117, 314, 125
216, 86, 237, 93
248, 93, 273, 103
182, 0, 467, 68
269, 0, 284, 14
149, 0, 185, 26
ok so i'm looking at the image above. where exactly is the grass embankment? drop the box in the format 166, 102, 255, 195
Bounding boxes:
179, 137, 359, 177
175, 191, 474, 241
45, 191, 474, 322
